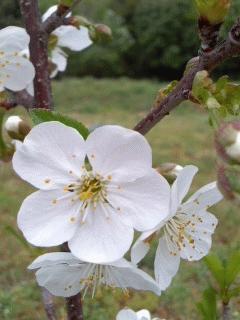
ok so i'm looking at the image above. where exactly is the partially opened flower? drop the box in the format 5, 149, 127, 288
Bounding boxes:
28, 252, 161, 297
14, 122, 170, 263
43, 5, 93, 76
131, 165, 223, 290
0, 26, 35, 92
116, 308, 162, 320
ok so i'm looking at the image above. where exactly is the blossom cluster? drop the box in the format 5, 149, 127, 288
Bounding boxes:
0, 6, 92, 94
1, 4, 224, 318
12, 121, 223, 302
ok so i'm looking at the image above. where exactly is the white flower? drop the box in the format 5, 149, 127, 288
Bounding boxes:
43, 5, 93, 76
0, 26, 35, 92
116, 308, 162, 320
28, 252, 161, 297
131, 165, 223, 290
13, 122, 170, 263
5, 115, 22, 134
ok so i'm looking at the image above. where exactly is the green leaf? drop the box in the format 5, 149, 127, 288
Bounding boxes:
196, 287, 217, 320
30, 109, 89, 139
225, 251, 240, 288
204, 254, 225, 289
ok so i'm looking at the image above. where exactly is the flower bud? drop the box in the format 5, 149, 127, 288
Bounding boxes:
156, 163, 183, 184
195, 0, 231, 24
89, 24, 112, 43
215, 121, 240, 164
217, 164, 240, 205
5, 116, 31, 141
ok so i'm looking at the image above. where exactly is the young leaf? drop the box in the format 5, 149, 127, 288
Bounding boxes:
197, 287, 217, 320
30, 109, 89, 139
225, 251, 240, 288
228, 287, 240, 299
204, 254, 225, 289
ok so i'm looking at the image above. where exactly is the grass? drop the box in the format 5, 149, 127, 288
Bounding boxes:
0, 77, 240, 320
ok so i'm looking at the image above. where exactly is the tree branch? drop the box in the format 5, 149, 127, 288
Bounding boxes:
19, 0, 53, 109
41, 288, 58, 320
0, 90, 34, 110
134, 18, 240, 135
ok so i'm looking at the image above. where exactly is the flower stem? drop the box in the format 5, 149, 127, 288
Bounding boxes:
222, 302, 231, 320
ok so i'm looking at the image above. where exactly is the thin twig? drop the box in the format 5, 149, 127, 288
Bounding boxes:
19, 0, 53, 109
134, 17, 240, 135
41, 288, 58, 320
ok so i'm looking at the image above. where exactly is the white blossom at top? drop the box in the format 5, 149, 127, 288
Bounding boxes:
116, 308, 163, 320
13, 122, 170, 263
43, 5, 93, 76
28, 252, 161, 297
0, 26, 35, 92
131, 165, 223, 290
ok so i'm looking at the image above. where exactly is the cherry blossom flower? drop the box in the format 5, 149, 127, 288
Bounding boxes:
116, 308, 162, 320
43, 5, 93, 76
28, 252, 161, 297
131, 165, 223, 290
0, 26, 35, 92
13, 122, 170, 263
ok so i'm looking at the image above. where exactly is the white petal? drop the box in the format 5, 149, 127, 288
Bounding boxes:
42, 6, 58, 21
26, 82, 34, 96
170, 165, 198, 214
1, 55, 35, 91
180, 210, 218, 261
154, 237, 180, 290
0, 27, 30, 52
137, 310, 151, 320
86, 125, 153, 182
184, 181, 223, 210
17, 190, 79, 247
42, 5, 71, 22
36, 263, 84, 297
28, 252, 79, 270
55, 26, 93, 51
116, 309, 137, 320
69, 204, 134, 263
106, 258, 161, 295
13, 121, 86, 190
131, 229, 157, 264
51, 47, 68, 74
108, 170, 170, 231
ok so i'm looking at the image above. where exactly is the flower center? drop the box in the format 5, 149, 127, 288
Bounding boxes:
164, 211, 196, 256
78, 176, 104, 202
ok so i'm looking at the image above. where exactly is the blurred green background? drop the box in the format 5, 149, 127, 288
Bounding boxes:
1, 0, 240, 80
0, 1, 240, 319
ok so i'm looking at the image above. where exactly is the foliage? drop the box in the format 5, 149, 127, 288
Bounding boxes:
30, 109, 89, 139
192, 71, 240, 126
0, 0, 21, 28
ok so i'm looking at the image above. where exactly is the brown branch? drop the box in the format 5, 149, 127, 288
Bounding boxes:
0, 90, 34, 110
19, 0, 53, 109
134, 18, 240, 135
41, 288, 58, 320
